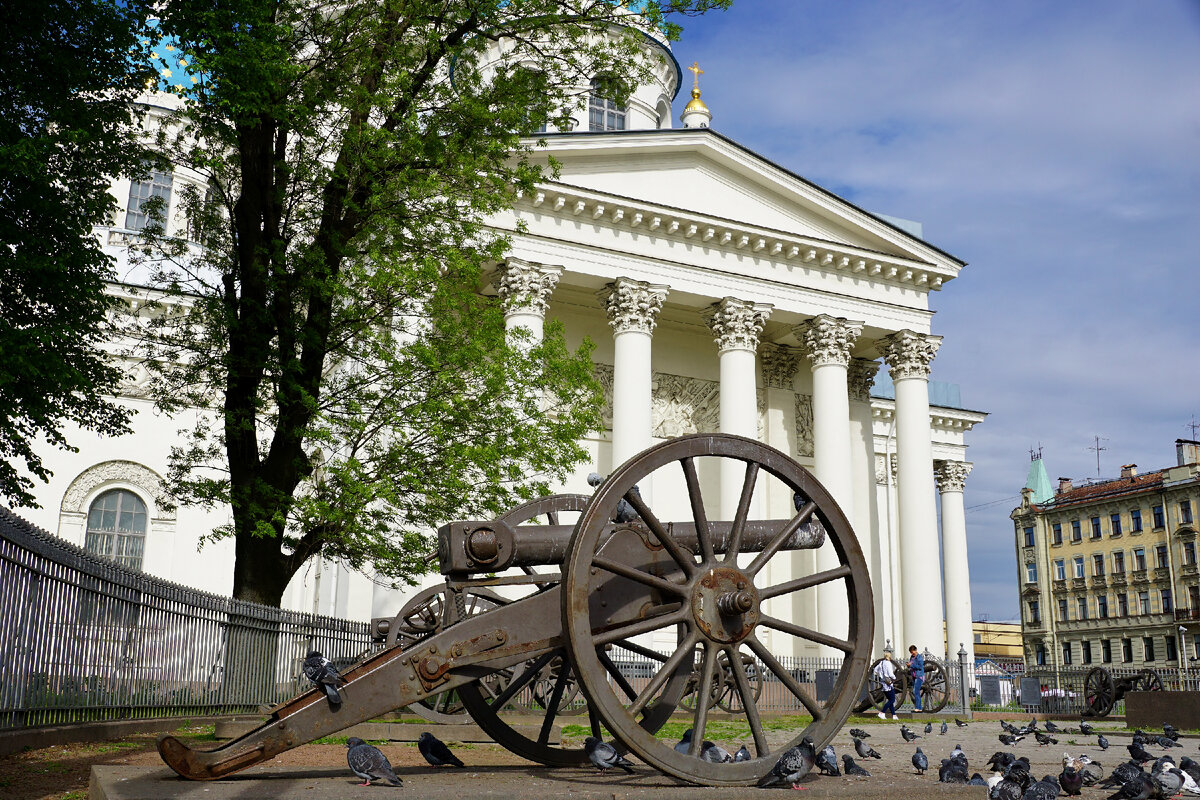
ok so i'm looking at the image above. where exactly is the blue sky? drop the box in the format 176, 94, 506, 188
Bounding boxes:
670, 1, 1200, 620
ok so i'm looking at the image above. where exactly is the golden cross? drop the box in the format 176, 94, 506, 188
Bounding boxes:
688, 61, 704, 91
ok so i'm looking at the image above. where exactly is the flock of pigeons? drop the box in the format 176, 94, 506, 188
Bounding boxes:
304, 650, 1200, 795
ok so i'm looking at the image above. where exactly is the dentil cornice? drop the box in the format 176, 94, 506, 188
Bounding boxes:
935, 460, 973, 493
880, 330, 942, 380
703, 297, 772, 353
794, 314, 863, 368
494, 259, 562, 316
600, 277, 668, 334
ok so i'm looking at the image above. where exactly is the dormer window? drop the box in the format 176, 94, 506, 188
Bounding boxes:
589, 78, 626, 131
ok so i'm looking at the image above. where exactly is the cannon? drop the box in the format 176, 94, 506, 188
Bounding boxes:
1083, 666, 1164, 717
158, 434, 873, 786
863, 654, 952, 714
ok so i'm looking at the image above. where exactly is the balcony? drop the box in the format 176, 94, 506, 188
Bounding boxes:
1182, 562, 1199, 576
1025, 617, 1043, 629
1176, 608, 1200, 621
1091, 574, 1107, 588
1052, 579, 1068, 593
1072, 577, 1088, 589
1154, 567, 1171, 581
1132, 569, 1149, 583
1111, 571, 1127, 585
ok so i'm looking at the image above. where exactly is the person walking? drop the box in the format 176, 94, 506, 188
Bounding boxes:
908, 645, 925, 712
873, 653, 898, 720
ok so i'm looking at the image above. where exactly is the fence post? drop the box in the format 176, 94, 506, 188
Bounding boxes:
958, 643, 972, 720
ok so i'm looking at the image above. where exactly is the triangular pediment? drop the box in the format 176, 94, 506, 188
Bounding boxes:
532, 130, 962, 271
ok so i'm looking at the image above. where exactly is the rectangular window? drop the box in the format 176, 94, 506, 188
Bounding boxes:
1186, 541, 1197, 566
1134, 548, 1146, 571
1091, 516, 1102, 539
125, 168, 173, 231
1139, 591, 1151, 615
1036, 643, 1047, 665
1154, 505, 1165, 528
1113, 551, 1125, 574
1082, 640, 1093, 664
1122, 638, 1133, 663
1062, 641, 1072, 665
1025, 561, 1037, 583
1118, 593, 1128, 616
1023, 526, 1035, 547
1183, 500, 1194, 525
1052, 523, 1063, 545
1058, 598, 1069, 621
1097, 595, 1109, 618
1162, 589, 1173, 613
1167, 636, 1178, 661
1093, 553, 1105, 576
588, 79, 627, 131
1071, 520, 1082, 542
1194, 634, 1200, 660
1110, 513, 1122, 536
1131, 508, 1143, 531
1144, 637, 1155, 662
1028, 600, 1040, 623
1077, 596, 1088, 620
1102, 639, 1112, 663
1055, 559, 1066, 580
1190, 585, 1200, 612
1073, 556, 1085, 578
1156, 545, 1169, 569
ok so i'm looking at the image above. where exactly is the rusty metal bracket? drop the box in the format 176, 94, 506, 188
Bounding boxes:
416, 629, 508, 690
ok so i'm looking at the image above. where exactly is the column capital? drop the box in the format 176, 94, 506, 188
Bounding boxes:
848, 357, 880, 402
759, 343, 800, 390
600, 278, 668, 334
794, 314, 863, 368
494, 259, 562, 317
703, 297, 772, 354
935, 460, 973, 493
879, 330, 942, 380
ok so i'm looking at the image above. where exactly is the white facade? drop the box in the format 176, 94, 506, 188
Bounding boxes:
16, 29, 986, 660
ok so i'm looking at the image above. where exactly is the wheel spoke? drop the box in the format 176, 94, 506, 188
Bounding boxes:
591, 606, 687, 647
538, 667, 570, 745
746, 501, 817, 577
745, 635, 823, 719
489, 651, 557, 710
723, 462, 759, 564
689, 642, 717, 756
726, 644, 768, 756
588, 703, 603, 738
629, 632, 697, 716
591, 555, 690, 598
680, 457, 714, 564
623, 490, 698, 577
597, 647, 639, 702
759, 564, 852, 600
759, 614, 854, 653
613, 638, 670, 663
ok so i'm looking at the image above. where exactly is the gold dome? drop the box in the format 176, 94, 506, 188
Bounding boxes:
684, 87, 709, 114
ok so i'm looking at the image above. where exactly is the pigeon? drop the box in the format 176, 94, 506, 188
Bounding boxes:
584, 737, 634, 773
815, 744, 839, 776
1098, 734, 1110, 750
969, 773, 987, 786
1064, 753, 1105, 787
418, 732, 464, 767
901, 726, 920, 742
849, 728, 871, 739
987, 752, 1016, 772
1005, 758, 1033, 792
346, 737, 403, 787
1128, 742, 1153, 764
1151, 755, 1175, 774
1180, 755, 1200, 784
1177, 764, 1200, 795
673, 729, 694, 755
1155, 735, 1182, 749
912, 746, 929, 775
941, 721, 948, 735
1099, 762, 1146, 789
1002, 721, 1021, 735
1034, 731, 1058, 746
613, 484, 642, 524
854, 737, 881, 759
1045, 721, 1061, 733
1023, 776, 1060, 800
1080, 720, 1095, 736
842, 754, 871, 776
1059, 764, 1083, 796
1000, 734, 1024, 746
1153, 765, 1184, 797
733, 745, 751, 762
924, 721, 933, 734
303, 651, 345, 705
951, 743, 966, 761
939, 756, 969, 783
1107, 773, 1156, 800
990, 777, 1024, 800
1164, 723, 1180, 741
956, 718, 969, 727
700, 741, 733, 764
761, 738, 816, 788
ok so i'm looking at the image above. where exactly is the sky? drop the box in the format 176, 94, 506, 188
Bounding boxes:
669, 1, 1200, 621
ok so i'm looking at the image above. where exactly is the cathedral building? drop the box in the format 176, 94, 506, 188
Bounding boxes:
18, 22, 985, 662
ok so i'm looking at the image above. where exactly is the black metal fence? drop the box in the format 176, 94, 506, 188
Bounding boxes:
0, 506, 373, 730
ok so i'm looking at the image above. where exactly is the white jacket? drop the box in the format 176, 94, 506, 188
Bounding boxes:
873, 658, 896, 687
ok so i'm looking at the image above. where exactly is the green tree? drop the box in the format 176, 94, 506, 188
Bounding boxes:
133, 0, 730, 606
0, 0, 156, 507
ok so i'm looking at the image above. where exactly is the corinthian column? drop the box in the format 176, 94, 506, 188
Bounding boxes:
703, 297, 771, 518
494, 259, 562, 340
601, 278, 668, 470
795, 315, 862, 656
881, 330, 944, 654
849, 356, 888, 652
937, 460, 975, 664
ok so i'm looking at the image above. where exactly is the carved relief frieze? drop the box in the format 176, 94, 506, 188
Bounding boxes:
650, 372, 720, 438
61, 460, 176, 519
794, 393, 814, 458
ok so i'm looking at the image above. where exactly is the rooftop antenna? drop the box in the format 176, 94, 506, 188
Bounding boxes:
1086, 435, 1108, 479
1028, 443, 1043, 461
1186, 415, 1200, 440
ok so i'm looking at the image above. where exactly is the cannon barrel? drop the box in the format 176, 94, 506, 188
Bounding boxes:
438, 518, 825, 575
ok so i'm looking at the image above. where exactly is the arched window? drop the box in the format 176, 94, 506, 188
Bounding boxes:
85, 489, 148, 571
125, 167, 173, 231
589, 78, 626, 131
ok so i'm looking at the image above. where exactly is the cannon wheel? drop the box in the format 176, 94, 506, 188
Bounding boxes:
866, 657, 909, 713
459, 494, 682, 767
1134, 668, 1164, 693
920, 658, 951, 713
715, 651, 763, 713
1084, 667, 1116, 717
562, 434, 873, 786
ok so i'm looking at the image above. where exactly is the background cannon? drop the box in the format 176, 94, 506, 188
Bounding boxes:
1083, 666, 1164, 717
158, 433, 873, 787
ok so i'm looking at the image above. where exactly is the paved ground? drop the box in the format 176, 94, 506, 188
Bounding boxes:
85, 713, 1168, 800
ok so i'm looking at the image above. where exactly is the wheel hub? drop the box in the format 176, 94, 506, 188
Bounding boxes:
691, 566, 759, 644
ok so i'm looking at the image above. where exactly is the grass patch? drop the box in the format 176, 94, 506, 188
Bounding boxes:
175, 724, 218, 741
562, 716, 815, 745
60, 792, 86, 800
93, 741, 144, 753
311, 736, 388, 746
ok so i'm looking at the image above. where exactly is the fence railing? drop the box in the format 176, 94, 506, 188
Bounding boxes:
0, 506, 373, 730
